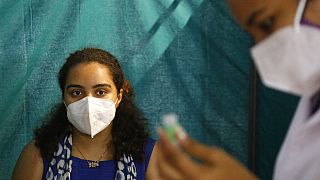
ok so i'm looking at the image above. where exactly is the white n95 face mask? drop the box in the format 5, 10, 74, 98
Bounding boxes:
66, 96, 117, 138
250, 0, 320, 97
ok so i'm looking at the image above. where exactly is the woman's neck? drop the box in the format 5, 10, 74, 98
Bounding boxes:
71, 125, 114, 160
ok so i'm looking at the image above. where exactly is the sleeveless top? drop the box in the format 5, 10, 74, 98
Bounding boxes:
42, 136, 156, 180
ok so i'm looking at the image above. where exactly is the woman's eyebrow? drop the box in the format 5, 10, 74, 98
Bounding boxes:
92, 83, 112, 89
66, 84, 84, 89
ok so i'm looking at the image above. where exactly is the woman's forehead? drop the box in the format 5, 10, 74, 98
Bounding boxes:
69, 62, 111, 74
66, 62, 115, 86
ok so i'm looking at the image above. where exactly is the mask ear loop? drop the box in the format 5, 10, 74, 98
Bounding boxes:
294, 0, 308, 33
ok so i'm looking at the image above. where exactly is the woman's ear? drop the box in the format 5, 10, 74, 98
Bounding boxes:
115, 89, 123, 108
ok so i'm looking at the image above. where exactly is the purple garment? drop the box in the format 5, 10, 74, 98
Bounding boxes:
311, 91, 320, 115
301, 19, 320, 29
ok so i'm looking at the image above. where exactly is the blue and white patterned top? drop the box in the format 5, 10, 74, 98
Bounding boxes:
42, 136, 156, 180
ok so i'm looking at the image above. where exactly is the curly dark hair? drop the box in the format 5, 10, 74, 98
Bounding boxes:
34, 48, 149, 161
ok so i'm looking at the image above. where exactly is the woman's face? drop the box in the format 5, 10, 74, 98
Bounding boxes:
64, 62, 122, 107
228, 0, 297, 42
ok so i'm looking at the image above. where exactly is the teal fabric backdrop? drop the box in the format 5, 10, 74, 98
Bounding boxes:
0, 0, 298, 179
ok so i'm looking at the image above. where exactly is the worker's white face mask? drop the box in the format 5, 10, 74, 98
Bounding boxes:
250, 0, 320, 97
66, 97, 117, 138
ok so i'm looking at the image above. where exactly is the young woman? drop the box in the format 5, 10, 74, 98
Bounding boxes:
12, 48, 158, 180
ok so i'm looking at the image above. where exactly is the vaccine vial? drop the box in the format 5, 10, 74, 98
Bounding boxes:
162, 113, 186, 144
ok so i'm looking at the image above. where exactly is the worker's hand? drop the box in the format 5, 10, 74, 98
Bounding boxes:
156, 128, 258, 180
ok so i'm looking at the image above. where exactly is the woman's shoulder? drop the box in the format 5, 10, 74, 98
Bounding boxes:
25, 140, 42, 153
15, 140, 43, 165
12, 140, 43, 179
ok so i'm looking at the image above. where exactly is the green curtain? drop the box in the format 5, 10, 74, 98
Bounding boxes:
0, 0, 297, 179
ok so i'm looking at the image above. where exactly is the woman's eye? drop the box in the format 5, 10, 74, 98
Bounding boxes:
259, 17, 275, 32
71, 91, 82, 96
96, 90, 107, 96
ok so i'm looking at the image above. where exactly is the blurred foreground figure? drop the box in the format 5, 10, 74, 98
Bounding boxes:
153, 0, 320, 179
